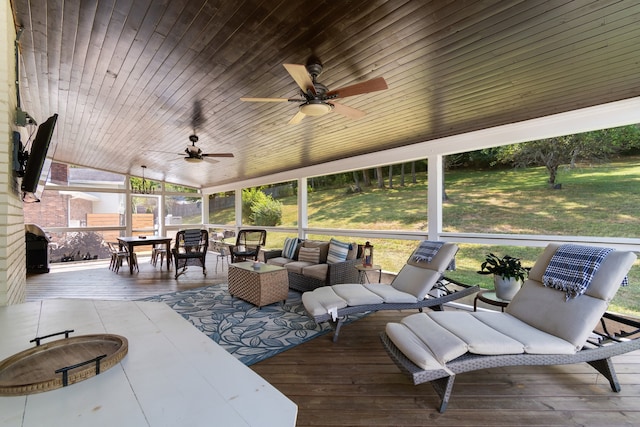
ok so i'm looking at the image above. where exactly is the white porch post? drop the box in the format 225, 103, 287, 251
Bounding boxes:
201, 190, 208, 229
298, 177, 308, 239
235, 188, 243, 230
427, 154, 443, 241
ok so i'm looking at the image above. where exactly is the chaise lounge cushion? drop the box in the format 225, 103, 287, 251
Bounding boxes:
506, 243, 635, 349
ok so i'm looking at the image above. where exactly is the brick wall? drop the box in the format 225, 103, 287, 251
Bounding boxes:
23, 189, 70, 227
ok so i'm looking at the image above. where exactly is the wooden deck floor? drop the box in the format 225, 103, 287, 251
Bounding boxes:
25, 256, 640, 426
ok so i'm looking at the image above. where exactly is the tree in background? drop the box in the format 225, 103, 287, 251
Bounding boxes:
496, 125, 640, 186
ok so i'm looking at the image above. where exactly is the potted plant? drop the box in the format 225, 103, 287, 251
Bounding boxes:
478, 253, 529, 301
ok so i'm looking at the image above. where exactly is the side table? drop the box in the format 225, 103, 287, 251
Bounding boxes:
473, 289, 510, 312
355, 264, 382, 283
228, 262, 289, 308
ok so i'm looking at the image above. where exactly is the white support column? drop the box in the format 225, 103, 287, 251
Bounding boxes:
125, 175, 133, 236
298, 177, 307, 239
235, 188, 243, 231
427, 154, 443, 241
200, 190, 208, 229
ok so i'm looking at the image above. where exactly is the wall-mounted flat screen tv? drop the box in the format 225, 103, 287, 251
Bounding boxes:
21, 113, 58, 202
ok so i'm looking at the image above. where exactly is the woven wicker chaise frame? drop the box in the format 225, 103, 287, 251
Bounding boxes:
380, 243, 638, 413
380, 312, 640, 413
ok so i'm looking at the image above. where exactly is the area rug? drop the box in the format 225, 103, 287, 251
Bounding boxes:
139, 284, 364, 366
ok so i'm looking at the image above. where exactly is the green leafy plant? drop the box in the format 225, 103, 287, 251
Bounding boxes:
478, 253, 528, 282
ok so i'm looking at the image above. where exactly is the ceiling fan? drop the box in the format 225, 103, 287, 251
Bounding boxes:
240, 56, 388, 124
177, 100, 234, 163
183, 134, 234, 163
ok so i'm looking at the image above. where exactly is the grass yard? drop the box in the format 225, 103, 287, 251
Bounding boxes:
211, 157, 640, 315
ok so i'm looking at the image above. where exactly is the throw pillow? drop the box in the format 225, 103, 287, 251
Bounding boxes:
282, 237, 298, 259
298, 246, 320, 264
326, 238, 351, 264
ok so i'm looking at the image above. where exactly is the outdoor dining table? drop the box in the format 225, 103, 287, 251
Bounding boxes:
117, 236, 172, 274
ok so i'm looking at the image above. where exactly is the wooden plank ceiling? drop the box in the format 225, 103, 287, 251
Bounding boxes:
10, 0, 640, 189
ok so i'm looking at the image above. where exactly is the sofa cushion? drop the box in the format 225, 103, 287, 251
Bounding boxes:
303, 240, 330, 263
285, 260, 315, 274
302, 263, 329, 281
266, 256, 295, 267
282, 237, 299, 259
298, 246, 321, 264
327, 238, 351, 264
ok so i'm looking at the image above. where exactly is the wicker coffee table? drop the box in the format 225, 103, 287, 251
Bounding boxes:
228, 262, 289, 307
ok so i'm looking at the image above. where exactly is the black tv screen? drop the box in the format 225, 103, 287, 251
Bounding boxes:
21, 114, 58, 200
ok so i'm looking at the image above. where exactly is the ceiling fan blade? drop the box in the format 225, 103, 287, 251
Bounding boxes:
240, 97, 290, 102
288, 110, 306, 125
326, 77, 388, 99
331, 102, 367, 120
283, 64, 316, 96
201, 153, 234, 158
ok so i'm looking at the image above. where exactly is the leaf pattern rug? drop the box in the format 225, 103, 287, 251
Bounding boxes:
139, 284, 365, 366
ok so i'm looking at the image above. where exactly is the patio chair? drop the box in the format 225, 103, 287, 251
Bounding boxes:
380, 243, 638, 413
229, 229, 267, 263
172, 229, 208, 279
302, 241, 479, 342
107, 241, 137, 273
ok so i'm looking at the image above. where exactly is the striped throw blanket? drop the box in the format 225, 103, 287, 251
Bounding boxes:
542, 244, 628, 301
410, 241, 456, 270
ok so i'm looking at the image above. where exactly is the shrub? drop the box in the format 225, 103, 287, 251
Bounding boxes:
242, 188, 283, 225
251, 197, 283, 226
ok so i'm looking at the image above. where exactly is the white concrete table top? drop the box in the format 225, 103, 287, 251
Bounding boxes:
0, 299, 297, 426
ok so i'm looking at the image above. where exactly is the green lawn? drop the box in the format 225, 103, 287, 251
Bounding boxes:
210, 157, 640, 316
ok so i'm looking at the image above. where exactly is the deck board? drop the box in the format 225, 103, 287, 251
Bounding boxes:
25, 256, 640, 426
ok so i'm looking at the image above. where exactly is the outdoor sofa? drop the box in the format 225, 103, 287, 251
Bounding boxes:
264, 237, 362, 292
380, 242, 639, 412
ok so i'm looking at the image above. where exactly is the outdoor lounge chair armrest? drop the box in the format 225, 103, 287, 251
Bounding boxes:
327, 257, 363, 285
263, 249, 284, 261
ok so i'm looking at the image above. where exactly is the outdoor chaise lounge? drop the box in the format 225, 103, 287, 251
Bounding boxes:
302, 241, 480, 342
380, 242, 639, 413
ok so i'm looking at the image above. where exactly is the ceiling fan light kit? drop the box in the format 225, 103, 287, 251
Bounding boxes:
300, 100, 333, 116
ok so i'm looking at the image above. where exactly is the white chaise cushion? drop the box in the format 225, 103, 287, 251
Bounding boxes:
301, 286, 347, 316
391, 264, 442, 299
507, 243, 637, 349
364, 284, 419, 303
332, 283, 384, 306
400, 313, 469, 363
425, 312, 525, 355
472, 312, 576, 354
385, 322, 451, 372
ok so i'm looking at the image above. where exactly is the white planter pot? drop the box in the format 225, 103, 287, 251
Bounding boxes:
494, 276, 522, 301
